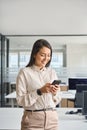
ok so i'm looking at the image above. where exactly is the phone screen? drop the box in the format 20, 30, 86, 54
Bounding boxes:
52, 80, 61, 85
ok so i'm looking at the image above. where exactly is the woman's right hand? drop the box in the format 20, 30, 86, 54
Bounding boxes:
40, 83, 51, 93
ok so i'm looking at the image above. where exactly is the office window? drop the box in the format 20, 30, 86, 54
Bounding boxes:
51, 52, 63, 67
9, 53, 18, 67
19, 52, 30, 67
9, 51, 64, 68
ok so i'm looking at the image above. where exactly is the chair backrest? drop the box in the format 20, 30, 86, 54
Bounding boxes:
82, 91, 87, 115
75, 84, 87, 108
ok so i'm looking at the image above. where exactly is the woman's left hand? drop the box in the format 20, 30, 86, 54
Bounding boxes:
50, 84, 60, 95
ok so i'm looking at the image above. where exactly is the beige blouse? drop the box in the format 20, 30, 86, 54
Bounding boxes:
16, 65, 61, 110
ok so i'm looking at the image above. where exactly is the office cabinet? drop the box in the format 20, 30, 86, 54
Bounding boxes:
60, 85, 75, 107
67, 99, 75, 107
60, 85, 68, 107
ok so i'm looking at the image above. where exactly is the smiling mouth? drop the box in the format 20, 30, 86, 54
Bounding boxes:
41, 61, 47, 64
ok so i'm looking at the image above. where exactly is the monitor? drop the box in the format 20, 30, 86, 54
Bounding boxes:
68, 78, 87, 90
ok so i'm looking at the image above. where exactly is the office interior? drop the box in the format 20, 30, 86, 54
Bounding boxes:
0, 0, 87, 130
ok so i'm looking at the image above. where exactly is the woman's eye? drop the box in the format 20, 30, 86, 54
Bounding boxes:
40, 53, 51, 58
41, 54, 45, 57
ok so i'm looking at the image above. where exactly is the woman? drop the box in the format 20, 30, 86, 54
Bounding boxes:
16, 39, 61, 130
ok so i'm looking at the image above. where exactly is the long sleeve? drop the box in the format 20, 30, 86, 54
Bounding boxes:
16, 70, 40, 108
51, 69, 62, 105
52, 88, 62, 106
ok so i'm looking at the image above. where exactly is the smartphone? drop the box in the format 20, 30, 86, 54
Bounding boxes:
52, 80, 61, 85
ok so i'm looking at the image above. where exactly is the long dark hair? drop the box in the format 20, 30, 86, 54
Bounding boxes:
26, 39, 52, 67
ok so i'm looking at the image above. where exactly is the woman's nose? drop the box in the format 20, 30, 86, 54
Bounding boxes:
44, 55, 47, 60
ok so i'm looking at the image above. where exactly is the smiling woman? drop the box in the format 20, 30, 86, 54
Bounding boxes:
16, 39, 61, 130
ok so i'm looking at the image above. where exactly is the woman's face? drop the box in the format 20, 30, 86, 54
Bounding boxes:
34, 46, 51, 68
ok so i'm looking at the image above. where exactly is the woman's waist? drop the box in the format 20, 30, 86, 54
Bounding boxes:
25, 107, 56, 112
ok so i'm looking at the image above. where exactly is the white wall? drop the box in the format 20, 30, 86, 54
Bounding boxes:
66, 44, 87, 78
0, 0, 87, 35
67, 44, 87, 68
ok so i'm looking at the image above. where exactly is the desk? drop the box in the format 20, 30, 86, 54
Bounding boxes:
5, 91, 16, 107
5, 91, 76, 107
0, 108, 23, 130
60, 90, 76, 99
0, 108, 87, 130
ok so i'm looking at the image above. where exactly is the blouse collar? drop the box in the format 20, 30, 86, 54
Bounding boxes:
31, 65, 46, 72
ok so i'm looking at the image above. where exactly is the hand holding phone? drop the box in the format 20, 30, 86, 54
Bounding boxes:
52, 80, 61, 85
51, 80, 61, 94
